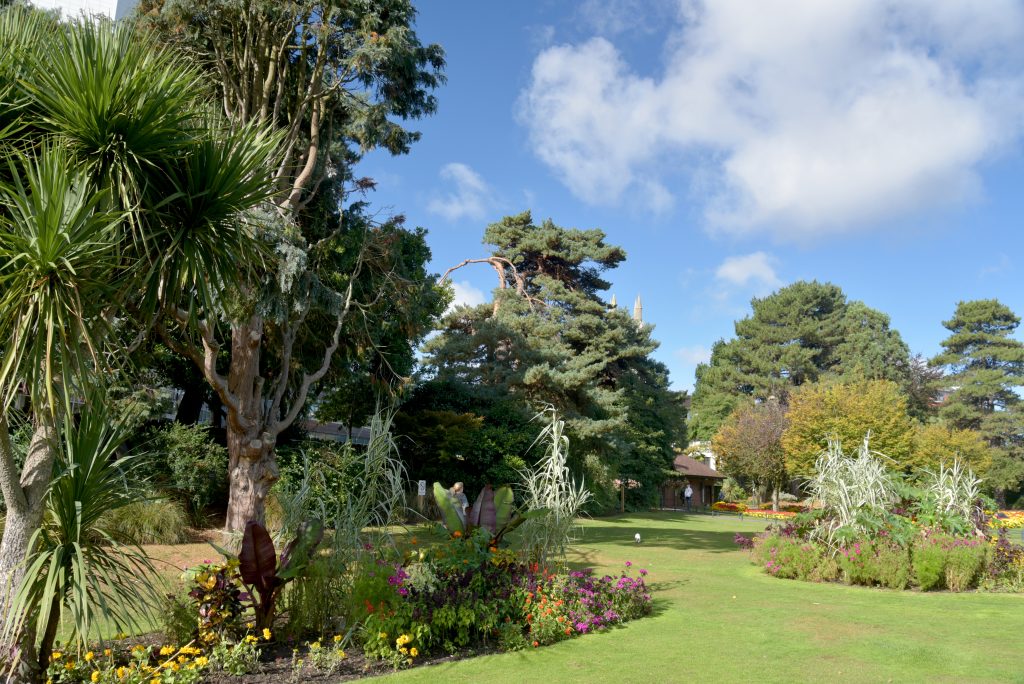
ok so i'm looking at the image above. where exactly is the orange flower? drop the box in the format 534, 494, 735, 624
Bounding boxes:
532, 641, 539, 648
411, 537, 418, 545
453, 530, 462, 538
564, 628, 572, 635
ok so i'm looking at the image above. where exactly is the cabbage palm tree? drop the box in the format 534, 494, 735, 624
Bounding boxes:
0, 8, 279, 678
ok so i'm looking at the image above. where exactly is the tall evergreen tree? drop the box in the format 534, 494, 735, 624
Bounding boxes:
932, 299, 1024, 502
689, 281, 911, 440
417, 212, 685, 507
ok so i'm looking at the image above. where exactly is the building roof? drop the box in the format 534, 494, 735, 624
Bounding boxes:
671, 454, 726, 480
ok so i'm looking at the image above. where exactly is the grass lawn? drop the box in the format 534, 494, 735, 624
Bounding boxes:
374, 512, 1024, 684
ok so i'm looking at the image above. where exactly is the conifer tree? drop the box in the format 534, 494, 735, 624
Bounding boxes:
690, 281, 911, 439
932, 299, 1024, 502
419, 212, 685, 507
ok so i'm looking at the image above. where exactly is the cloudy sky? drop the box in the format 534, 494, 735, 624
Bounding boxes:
363, 0, 1024, 390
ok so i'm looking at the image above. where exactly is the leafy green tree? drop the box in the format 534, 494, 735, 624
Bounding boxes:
690, 281, 911, 439
781, 379, 915, 477
0, 10, 278, 677
711, 398, 788, 509
932, 299, 1024, 503
421, 212, 685, 507
137, 0, 446, 529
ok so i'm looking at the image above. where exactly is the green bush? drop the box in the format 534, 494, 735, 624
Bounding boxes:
944, 540, 986, 592
912, 535, 949, 591
873, 542, 912, 590
150, 422, 228, 522
838, 539, 878, 586
755, 535, 821, 581
101, 498, 190, 545
160, 588, 199, 644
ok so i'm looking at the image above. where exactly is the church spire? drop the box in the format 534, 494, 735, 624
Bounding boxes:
610, 294, 617, 308
633, 295, 642, 323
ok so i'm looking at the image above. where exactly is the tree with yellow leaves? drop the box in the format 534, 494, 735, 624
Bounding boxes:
782, 379, 915, 477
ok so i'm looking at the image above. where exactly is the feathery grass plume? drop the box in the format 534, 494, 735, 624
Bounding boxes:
518, 407, 591, 568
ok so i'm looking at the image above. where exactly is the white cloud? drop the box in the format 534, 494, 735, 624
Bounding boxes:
520, 0, 1024, 239
446, 280, 487, 314
427, 163, 494, 221
676, 345, 712, 365
714, 252, 781, 290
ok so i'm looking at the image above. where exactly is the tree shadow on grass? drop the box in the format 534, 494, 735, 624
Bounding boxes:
578, 524, 748, 554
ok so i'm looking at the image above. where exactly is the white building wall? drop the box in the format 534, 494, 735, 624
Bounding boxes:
33, 0, 137, 20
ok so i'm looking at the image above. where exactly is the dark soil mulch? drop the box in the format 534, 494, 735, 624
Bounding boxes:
203, 642, 502, 683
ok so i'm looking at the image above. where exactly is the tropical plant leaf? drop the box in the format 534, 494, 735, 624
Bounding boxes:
239, 521, 279, 595
433, 481, 464, 533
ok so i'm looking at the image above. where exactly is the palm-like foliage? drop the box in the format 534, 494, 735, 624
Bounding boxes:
0, 144, 123, 412
3, 395, 160, 665
0, 6, 280, 674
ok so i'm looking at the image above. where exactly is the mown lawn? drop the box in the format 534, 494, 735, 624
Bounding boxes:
374, 512, 1024, 684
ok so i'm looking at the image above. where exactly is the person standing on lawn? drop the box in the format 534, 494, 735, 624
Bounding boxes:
684, 483, 694, 512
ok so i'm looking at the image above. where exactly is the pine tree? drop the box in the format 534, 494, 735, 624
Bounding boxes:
932, 299, 1024, 502
419, 212, 685, 508
689, 281, 911, 439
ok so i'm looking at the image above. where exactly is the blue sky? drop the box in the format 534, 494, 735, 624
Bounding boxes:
363, 0, 1024, 391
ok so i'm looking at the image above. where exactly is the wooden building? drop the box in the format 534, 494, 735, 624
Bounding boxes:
660, 454, 725, 509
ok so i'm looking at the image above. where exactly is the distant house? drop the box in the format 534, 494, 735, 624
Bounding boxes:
660, 453, 725, 509
300, 420, 372, 447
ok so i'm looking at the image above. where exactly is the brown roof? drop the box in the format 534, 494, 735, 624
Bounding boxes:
671, 454, 725, 479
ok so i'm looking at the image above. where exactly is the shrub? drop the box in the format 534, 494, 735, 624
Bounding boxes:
101, 498, 190, 545
720, 477, 747, 503
873, 542, 912, 590
944, 539, 986, 592
912, 535, 949, 591
150, 423, 228, 522
838, 540, 877, 586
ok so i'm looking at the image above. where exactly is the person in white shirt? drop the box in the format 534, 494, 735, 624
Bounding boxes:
684, 483, 693, 512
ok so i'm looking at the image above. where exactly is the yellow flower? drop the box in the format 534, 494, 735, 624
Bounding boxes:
104, 649, 112, 657
65, 661, 75, 671
177, 656, 188, 664
333, 635, 342, 643
160, 646, 175, 656
310, 641, 321, 650
335, 650, 346, 658
399, 647, 408, 655
378, 632, 387, 640
151, 678, 161, 684
410, 647, 419, 657
116, 666, 127, 678
194, 657, 209, 668
51, 652, 63, 661
246, 622, 255, 629
262, 628, 272, 641
244, 635, 258, 644
91, 673, 100, 683
85, 651, 95, 662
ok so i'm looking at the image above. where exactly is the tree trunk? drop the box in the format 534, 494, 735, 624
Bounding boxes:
0, 415, 57, 683
225, 438, 277, 531
223, 317, 278, 531
771, 487, 780, 512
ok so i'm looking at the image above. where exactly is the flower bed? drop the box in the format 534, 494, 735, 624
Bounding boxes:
991, 510, 1024, 530
711, 501, 747, 513
745, 509, 797, 521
